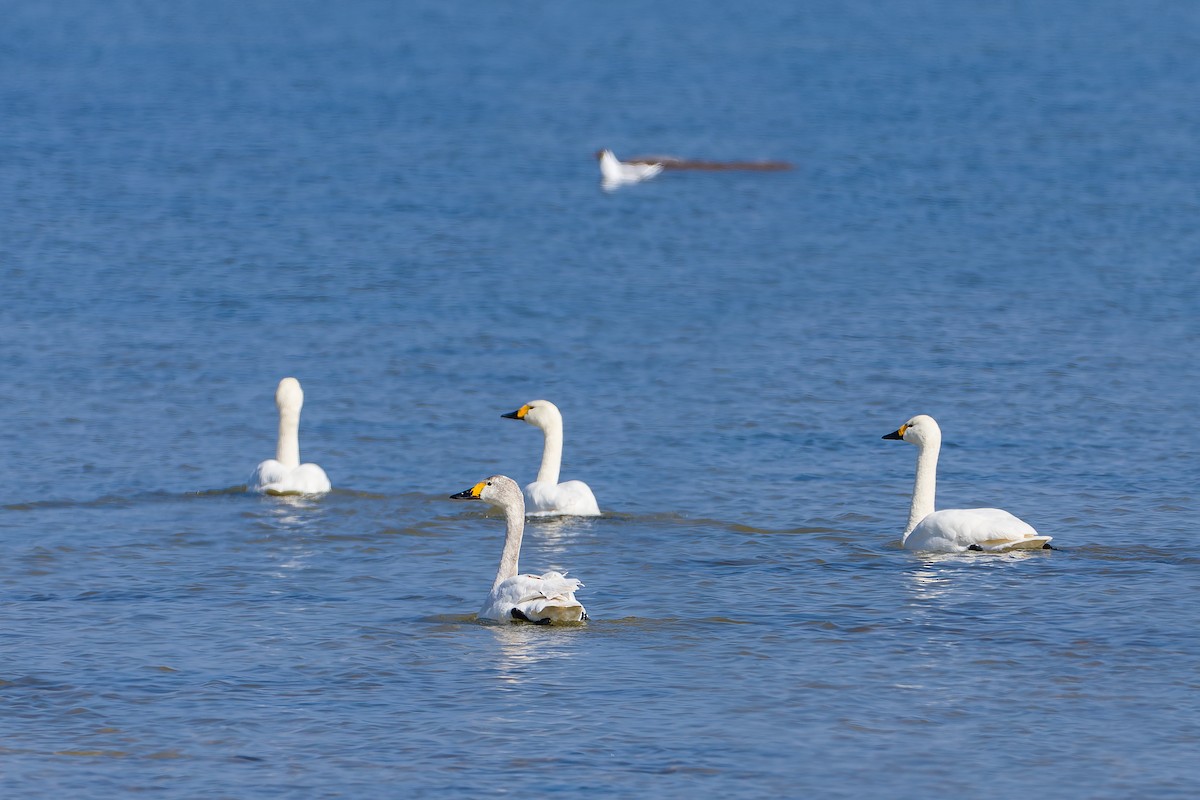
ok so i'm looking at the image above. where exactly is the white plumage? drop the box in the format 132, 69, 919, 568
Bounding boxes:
451, 475, 587, 624
597, 149, 662, 188
249, 377, 331, 496
883, 415, 1051, 553
502, 400, 601, 517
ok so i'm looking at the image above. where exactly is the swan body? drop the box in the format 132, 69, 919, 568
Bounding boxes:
502, 400, 601, 517
883, 415, 1051, 553
250, 377, 331, 495
597, 149, 662, 188
451, 475, 588, 624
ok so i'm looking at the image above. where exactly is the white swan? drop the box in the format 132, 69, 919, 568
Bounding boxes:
502, 400, 601, 517
883, 415, 1052, 553
451, 475, 588, 624
249, 377, 332, 495
597, 149, 662, 188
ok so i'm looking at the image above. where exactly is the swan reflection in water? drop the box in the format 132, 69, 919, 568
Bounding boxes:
907, 564, 955, 603
252, 495, 329, 575
485, 622, 584, 689
906, 549, 1045, 600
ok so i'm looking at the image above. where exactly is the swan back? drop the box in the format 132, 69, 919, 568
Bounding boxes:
907, 508, 1049, 552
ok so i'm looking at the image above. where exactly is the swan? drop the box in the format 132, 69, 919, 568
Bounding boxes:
502, 400, 601, 517
451, 475, 588, 624
883, 415, 1052, 553
597, 149, 662, 188
249, 377, 332, 495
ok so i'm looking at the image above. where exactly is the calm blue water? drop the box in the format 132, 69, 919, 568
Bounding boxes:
3, 1, 1199, 796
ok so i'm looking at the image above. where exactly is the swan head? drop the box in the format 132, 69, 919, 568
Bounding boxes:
882, 414, 942, 446
450, 475, 525, 512
501, 399, 562, 430
275, 377, 304, 413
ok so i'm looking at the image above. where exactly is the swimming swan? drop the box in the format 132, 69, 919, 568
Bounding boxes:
883, 415, 1051, 553
249, 377, 332, 495
502, 400, 601, 517
451, 475, 588, 624
597, 149, 662, 188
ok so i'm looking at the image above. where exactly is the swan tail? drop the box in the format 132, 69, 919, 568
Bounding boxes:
516, 571, 585, 623
976, 535, 1053, 552
515, 599, 587, 624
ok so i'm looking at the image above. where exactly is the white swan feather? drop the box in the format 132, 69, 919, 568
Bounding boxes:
883, 415, 1051, 553
250, 377, 331, 495
597, 149, 662, 188
451, 475, 587, 624
502, 400, 600, 517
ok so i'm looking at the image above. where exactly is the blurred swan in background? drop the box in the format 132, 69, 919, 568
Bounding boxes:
250, 377, 331, 495
597, 149, 662, 188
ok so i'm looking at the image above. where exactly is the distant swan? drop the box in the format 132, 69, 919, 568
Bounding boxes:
597, 149, 662, 188
621, 154, 793, 172
502, 400, 601, 517
451, 475, 588, 624
249, 377, 331, 495
883, 415, 1051, 553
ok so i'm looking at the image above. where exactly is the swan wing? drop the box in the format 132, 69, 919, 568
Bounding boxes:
289, 463, 332, 494
524, 480, 601, 517
628, 162, 663, 178
250, 459, 289, 492
481, 572, 587, 624
905, 508, 1051, 553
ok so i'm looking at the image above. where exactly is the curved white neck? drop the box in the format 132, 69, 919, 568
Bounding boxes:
535, 421, 563, 486
276, 407, 301, 469
905, 439, 939, 538
493, 504, 525, 592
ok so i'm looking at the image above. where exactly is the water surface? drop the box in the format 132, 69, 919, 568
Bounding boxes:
2, 1, 1199, 797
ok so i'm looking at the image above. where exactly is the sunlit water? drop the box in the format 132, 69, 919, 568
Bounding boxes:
2, 1, 1199, 797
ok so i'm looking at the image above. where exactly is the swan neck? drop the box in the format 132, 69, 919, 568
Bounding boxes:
276, 407, 301, 469
906, 439, 939, 537
535, 421, 563, 486
493, 505, 525, 592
